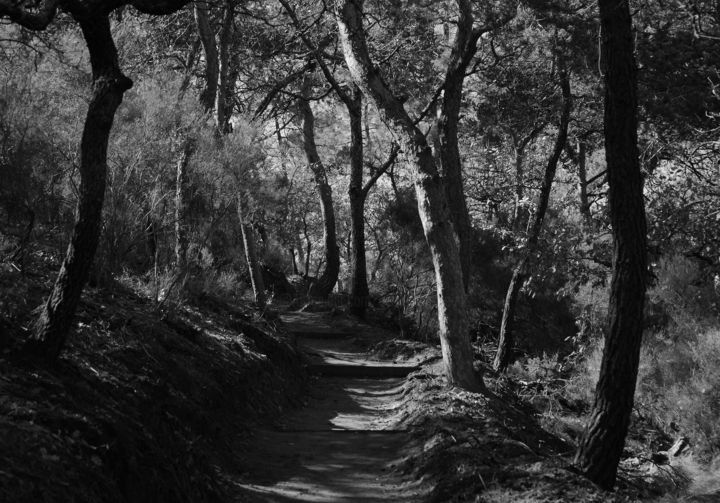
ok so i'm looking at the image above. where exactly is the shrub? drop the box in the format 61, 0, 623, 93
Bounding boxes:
568, 255, 720, 457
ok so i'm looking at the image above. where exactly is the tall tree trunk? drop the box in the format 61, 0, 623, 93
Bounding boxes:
576, 140, 593, 228
574, 0, 648, 489
302, 216, 312, 278
193, 2, 218, 112
289, 248, 299, 275
565, 139, 593, 228
335, 0, 482, 391
299, 80, 340, 299
215, 0, 234, 133
347, 86, 369, 316
174, 138, 195, 273
25, 17, 132, 359
512, 144, 526, 231
437, 0, 478, 292
238, 194, 266, 307
494, 59, 572, 372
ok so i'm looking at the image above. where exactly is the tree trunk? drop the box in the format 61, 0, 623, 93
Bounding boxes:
290, 247, 299, 275
335, 0, 482, 392
574, 0, 648, 490
576, 140, 593, 228
347, 86, 369, 317
437, 0, 477, 292
302, 217, 312, 278
238, 194, 266, 307
299, 79, 340, 298
193, 2, 218, 112
494, 59, 572, 372
25, 17, 133, 359
214, 0, 234, 133
174, 138, 195, 273
512, 145, 526, 231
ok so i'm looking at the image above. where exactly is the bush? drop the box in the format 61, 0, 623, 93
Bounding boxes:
568, 255, 720, 457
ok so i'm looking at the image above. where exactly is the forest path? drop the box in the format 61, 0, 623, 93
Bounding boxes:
232, 311, 430, 502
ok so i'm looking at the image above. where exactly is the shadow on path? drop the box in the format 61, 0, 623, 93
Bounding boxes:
231, 312, 428, 502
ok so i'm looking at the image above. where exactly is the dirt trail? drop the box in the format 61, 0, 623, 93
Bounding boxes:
233, 312, 429, 502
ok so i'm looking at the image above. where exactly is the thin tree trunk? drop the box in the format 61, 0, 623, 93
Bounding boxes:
335, 0, 482, 391
194, 2, 218, 113
296, 233, 306, 275
347, 86, 369, 316
576, 140, 593, 228
215, 0, 234, 133
299, 79, 340, 298
438, 0, 478, 292
566, 139, 593, 228
494, 59, 572, 372
512, 145, 526, 230
574, 0, 648, 489
290, 248, 299, 275
303, 216, 312, 278
175, 138, 195, 273
25, 17, 133, 359
238, 194, 266, 307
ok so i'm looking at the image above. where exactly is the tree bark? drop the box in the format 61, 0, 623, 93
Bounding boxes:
290, 247, 299, 275
193, 2, 218, 112
437, 0, 478, 292
565, 139, 593, 228
494, 59, 572, 372
347, 86, 369, 316
574, 0, 648, 490
512, 144, 526, 230
25, 17, 133, 359
238, 194, 266, 307
299, 79, 340, 298
214, 0, 234, 133
576, 140, 593, 228
335, 0, 482, 392
174, 137, 195, 273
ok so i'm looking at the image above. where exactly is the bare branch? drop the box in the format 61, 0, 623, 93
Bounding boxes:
362, 142, 399, 195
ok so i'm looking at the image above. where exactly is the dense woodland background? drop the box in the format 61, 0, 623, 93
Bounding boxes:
2, 0, 720, 500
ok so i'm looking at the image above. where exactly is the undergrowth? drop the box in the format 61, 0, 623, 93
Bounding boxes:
507, 254, 720, 500
0, 249, 306, 503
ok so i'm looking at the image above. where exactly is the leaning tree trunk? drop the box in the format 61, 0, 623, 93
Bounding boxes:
574, 0, 648, 490
335, 0, 482, 391
237, 194, 266, 308
347, 87, 369, 317
193, 2, 218, 112
299, 81, 340, 299
25, 17, 133, 359
494, 60, 572, 372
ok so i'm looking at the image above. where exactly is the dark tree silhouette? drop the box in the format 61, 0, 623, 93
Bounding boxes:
494, 55, 572, 372
574, 0, 648, 489
0, 0, 189, 359
299, 78, 341, 299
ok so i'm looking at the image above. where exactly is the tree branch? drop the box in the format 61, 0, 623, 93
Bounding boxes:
279, 0, 352, 106
362, 142, 399, 195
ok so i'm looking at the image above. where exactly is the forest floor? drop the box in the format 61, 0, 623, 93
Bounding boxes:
232, 311, 428, 502
0, 250, 708, 502
229, 308, 659, 503
0, 253, 307, 503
